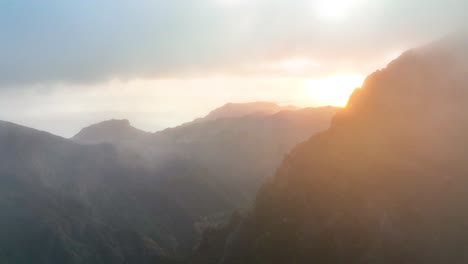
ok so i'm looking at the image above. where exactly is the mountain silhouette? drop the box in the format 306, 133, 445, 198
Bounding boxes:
197, 35, 468, 264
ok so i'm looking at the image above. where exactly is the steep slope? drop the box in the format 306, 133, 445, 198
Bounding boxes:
0, 121, 167, 263
209, 36, 468, 264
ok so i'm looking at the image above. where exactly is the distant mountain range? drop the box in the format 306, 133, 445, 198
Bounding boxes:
0, 102, 336, 263
194, 35, 468, 264
72, 103, 337, 206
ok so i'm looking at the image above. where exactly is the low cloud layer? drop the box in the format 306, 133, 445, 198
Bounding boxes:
1, 0, 466, 87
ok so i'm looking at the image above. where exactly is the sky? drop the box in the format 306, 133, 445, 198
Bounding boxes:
0, 0, 466, 136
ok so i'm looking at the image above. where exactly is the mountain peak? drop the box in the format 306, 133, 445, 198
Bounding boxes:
72, 119, 148, 144
92, 118, 131, 127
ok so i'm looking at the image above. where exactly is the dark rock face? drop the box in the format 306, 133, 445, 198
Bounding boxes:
211, 36, 468, 264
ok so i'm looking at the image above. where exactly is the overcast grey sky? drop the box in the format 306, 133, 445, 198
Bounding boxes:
0, 0, 466, 136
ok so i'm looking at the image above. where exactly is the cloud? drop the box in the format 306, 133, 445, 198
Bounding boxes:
0, 0, 466, 87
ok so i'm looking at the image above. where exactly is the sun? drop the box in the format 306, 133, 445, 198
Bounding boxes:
304, 74, 365, 107
314, 0, 367, 21
316, 0, 349, 19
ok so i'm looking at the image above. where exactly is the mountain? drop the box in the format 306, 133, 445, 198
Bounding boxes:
0, 121, 167, 263
0, 104, 337, 263
74, 105, 337, 206
0, 121, 244, 263
196, 36, 468, 264
201, 102, 299, 121
72, 119, 149, 144
150, 106, 337, 205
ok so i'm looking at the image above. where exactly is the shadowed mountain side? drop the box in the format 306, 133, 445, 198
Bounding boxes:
0, 121, 166, 263
0, 121, 235, 263
194, 35, 468, 264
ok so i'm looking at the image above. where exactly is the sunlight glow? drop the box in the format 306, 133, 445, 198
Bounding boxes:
275, 58, 321, 74
314, 0, 365, 20
304, 74, 365, 107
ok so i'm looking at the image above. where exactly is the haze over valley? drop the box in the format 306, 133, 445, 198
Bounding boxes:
1, 1, 468, 264
0, 102, 336, 262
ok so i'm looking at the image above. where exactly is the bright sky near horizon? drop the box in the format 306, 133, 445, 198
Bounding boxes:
0, 0, 465, 136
